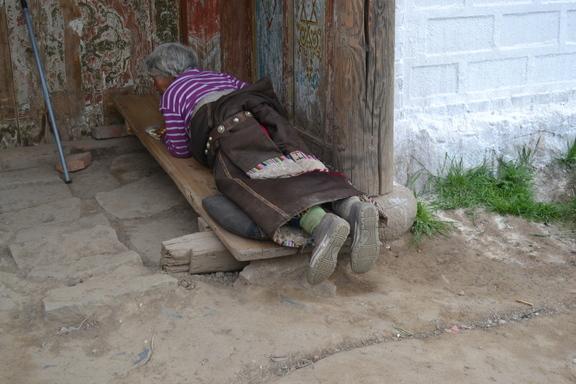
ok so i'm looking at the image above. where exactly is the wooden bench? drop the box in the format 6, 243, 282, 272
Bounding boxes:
114, 94, 298, 263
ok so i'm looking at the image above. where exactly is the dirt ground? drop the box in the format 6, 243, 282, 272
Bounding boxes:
1, 138, 575, 384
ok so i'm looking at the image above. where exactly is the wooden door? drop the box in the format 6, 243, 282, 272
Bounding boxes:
255, 0, 395, 195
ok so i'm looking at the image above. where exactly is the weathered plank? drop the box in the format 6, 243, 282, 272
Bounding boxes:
255, 0, 285, 99
0, 5, 16, 122
293, 0, 326, 139
161, 231, 247, 274
329, 0, 394, 195
220, 0, 253, 81
371, 0, 395, 194
180, 0, 221, 71
114, 94, 299, 262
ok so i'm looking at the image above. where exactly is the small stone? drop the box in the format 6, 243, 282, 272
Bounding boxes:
91, 124, 128, 140
498, 319, 507, 325
56, 152, 92, 173
458, 290, 465, 296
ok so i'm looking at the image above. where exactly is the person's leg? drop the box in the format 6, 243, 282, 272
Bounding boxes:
300, 206, 349, 284
332, 197, 380, 273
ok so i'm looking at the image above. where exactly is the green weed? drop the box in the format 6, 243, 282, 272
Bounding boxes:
432, 147, 574, 223
558, 138, 576, 169
411, 201, 453, 245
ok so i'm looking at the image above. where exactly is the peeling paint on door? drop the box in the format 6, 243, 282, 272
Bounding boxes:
0, 0, 179, 148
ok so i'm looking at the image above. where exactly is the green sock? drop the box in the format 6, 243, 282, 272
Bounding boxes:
299, 206, 326, 234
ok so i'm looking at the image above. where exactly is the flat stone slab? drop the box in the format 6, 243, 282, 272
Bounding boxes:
0, 272, 26, 312
43, 264, 177, 318
9, 215, 136, 279
109, 152, 161, 184
0, 166, 61, 190
68, 161, 120, 199
0, 197, 81, 233
237, 255, 338, 297
0, 180, 72, 214
96, 173, 186, 219
123, 209, 198, 266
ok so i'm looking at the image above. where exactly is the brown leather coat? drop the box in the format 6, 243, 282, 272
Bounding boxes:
189, 78, 359, 238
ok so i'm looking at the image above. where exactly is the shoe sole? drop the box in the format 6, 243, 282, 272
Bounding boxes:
306, 220, 350, 285
350, 203, 380, 273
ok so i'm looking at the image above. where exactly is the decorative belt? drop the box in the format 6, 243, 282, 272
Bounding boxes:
204, 110, 254, 163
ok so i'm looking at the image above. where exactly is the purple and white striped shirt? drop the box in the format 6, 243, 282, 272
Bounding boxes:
160, 68, 247, 157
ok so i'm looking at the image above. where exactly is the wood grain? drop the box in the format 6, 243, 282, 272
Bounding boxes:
0, 6, 16, 121
220, 0, 253, 82
114, 94, 298, 262
329, 0, 394, 195
161, 231, 248, 274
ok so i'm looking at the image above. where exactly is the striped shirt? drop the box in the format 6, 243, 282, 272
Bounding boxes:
160, 68, 247, 157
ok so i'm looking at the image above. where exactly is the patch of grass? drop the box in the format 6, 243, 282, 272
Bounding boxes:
411, 201, 453, 245
432, 147, 574, 223
558, 138, 576, 169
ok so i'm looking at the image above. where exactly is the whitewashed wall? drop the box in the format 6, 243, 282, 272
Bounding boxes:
394, 0, 576, 184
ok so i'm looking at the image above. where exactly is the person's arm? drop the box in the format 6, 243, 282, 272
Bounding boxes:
161, 108, 191, 158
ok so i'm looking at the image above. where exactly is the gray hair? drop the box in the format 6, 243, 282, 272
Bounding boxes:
144, 43, 198, 77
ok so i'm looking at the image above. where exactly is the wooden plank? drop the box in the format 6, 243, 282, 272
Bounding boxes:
293, 0, 326, 139
371, 0, 395, 195
114, 94, 298, 262
220, 0, 253, 81
0, 5, 16, 121
180, 0, 222, 71
330, 0, 372, 192
255, 0, 285, 101
161, 231, 247, 274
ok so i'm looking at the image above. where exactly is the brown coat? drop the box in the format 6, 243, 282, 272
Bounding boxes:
189, 78, 359, 238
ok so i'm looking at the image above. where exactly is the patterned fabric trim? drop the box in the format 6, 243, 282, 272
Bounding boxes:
360, 194, 389, 225
247, 151, 329, 180
272, 225, 313, 248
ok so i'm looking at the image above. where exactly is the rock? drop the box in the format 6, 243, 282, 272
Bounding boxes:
42, 264, 177, 320
0, 166, 60, 190
9, 215, 137, 280
0, 271, 35, 312
68, 161, 120, 199
236, 255, 337, 295
109, 152, 161, 183
124, 209, 198, 266
237, 255, 308, 287
56, 152, 92, 173
91, 124, 128, 140
0, 180, 72, 214
95, 174, 185, 219
0, 197, 81, 232
0, 277, 25, 312
372, 183, 417, 241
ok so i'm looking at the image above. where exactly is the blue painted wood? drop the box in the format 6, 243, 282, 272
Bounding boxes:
255, 0, 284, 102
293, 0, 325, 137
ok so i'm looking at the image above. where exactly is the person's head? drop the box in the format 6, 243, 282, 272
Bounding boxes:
144, 43, 198, 93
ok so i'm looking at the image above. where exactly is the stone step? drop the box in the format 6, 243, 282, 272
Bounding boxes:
95, 173, 185, 219
0, 197, 81, 233
0, 180, 72, 214
42, 264, 177, 320
9, 214, 138, 280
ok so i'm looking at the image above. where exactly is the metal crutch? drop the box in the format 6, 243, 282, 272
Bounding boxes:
20, 0, 71, 183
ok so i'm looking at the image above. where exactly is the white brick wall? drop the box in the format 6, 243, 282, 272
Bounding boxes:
395, 0, 576, 114
394, 0, 576, 188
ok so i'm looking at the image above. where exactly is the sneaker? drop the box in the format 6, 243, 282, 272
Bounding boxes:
307, 213, 350, 285
348, 202, 380, 273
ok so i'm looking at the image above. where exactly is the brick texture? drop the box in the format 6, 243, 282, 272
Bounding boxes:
396, 0, 576, 112
56, 152, 93, 173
